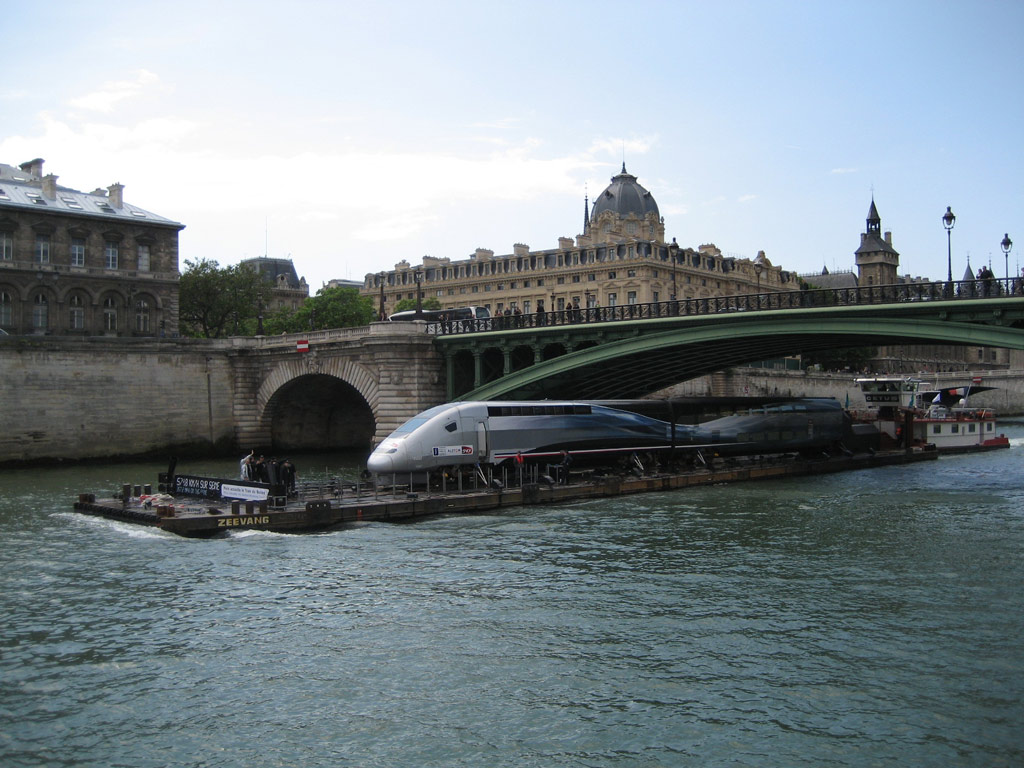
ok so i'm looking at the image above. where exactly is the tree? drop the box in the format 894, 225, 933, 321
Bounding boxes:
179, 259, 271, 338
392, 297, 442, 313
264, 286, 375, 334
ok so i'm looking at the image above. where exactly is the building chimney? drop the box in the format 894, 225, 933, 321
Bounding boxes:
19, 158, 44, 177
108, 183, 124, 209
42, 174, 59, 200
884, 231, 892, 245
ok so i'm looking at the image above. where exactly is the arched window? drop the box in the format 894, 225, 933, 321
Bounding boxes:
134, 299, 150, 333
69, 294, 85, 330
0, 291, 11, 325
103, 297, 118, 331
32, 294, 48, 331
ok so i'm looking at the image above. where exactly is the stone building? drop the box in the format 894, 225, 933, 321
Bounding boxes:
239, 256, 309, 313
0, 158, 184, 337
361, 164, 799, 316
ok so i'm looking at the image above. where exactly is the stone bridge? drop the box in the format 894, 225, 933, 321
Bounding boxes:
3, 282, 1024, 464
229, 323, 445, 452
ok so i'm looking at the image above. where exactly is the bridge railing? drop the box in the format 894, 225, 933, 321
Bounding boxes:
427, 277, 1024, 335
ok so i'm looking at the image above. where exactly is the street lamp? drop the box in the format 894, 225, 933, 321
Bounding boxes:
942, 206, 956, 291
550, 292, 556, 319
414, 270, 423, 318
377, 271, 387, 320
668, 239, 679, 300
1001, 233, 1012, 285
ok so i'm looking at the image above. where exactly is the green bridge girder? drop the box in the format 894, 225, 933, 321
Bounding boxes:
438, 297, 1024, 400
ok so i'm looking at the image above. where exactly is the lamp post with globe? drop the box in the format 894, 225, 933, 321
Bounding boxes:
942, 206, 956, 296
1001, 233, 1012, 291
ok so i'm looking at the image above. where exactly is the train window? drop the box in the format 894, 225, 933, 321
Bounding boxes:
444, 422, 457, 432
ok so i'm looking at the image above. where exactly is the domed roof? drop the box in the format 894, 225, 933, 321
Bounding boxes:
590, 163, 659, 221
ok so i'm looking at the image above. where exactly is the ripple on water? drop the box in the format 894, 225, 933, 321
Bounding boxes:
3, 442, 1024, 767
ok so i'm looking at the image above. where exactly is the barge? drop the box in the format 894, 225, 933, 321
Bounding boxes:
73, 448, 939, 538
853, 376, 1010, 453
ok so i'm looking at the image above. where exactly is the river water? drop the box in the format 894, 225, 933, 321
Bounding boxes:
2, 432, 1022, 768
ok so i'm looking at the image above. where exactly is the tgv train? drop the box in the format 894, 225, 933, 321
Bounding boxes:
367, 398, 871, 475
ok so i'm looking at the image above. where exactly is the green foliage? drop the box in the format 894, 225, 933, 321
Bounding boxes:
264, 286, 376, 334
179, 258, 271, 338
392, 297, 442, 313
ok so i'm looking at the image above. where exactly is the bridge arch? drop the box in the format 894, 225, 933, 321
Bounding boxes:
462, 315, 1024, 401
255, 356, 379, 451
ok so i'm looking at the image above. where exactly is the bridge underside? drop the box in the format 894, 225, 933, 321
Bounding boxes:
457, 316, 1024, 400
262, 373, 375, 451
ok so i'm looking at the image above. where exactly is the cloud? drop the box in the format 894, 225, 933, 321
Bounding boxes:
661, 203, 689, 217
830, 167, 858, 175
737, 194, 757, 203
586, 135, 658, 162
69, 70, 160, 113
354, 212, 440, 242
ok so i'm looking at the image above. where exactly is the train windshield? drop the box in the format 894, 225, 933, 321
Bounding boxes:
390, 404, 454, 435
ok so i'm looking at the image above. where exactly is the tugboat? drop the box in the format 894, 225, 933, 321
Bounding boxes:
853, 376, 1009, 453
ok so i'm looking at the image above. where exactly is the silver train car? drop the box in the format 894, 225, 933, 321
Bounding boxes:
367, 398, 860, 475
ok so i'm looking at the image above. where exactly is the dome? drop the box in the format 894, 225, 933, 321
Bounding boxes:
590, 164, 660, 221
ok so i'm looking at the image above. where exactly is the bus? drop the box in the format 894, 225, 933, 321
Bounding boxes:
388, 306, 491, 323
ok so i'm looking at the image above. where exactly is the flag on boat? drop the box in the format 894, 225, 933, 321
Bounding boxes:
296, 340, 309, 353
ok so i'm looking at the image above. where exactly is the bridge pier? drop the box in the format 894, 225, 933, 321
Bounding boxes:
230, 323, 447, 453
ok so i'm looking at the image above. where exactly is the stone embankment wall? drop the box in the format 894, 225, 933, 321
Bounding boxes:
0, 336, 237, 464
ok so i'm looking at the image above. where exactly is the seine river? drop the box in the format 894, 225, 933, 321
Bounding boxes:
2, 431, 1023, 768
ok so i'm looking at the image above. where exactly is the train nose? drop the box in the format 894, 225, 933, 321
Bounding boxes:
366, 451, 393, 474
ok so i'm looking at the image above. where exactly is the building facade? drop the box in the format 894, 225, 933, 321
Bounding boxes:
239, 256, 310, 313
361, 165, 799, 317
0, 158, 184, 337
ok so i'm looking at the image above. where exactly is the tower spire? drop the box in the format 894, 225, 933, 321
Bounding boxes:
867, 196, 881, 234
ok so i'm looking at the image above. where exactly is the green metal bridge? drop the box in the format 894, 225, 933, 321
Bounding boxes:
431, 280, 1024, 400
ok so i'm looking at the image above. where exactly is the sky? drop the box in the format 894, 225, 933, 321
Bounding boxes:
2, 0, 1022, 289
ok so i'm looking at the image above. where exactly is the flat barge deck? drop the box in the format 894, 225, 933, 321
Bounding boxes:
73, 448, 941, 538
